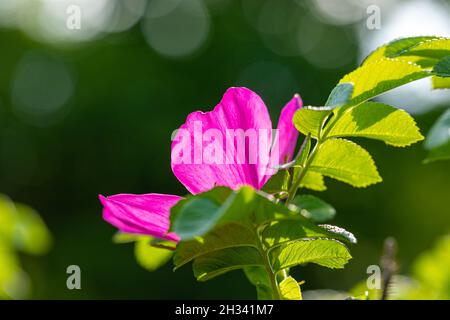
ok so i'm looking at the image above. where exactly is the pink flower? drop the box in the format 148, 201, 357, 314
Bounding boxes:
99, 87, 302, 242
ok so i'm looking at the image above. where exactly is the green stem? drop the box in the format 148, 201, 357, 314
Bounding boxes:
286, 142, 320, 205
255, 226, 281, 300
286, 111, 336, 205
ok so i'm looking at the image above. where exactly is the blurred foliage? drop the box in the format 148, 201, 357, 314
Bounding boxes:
113, 233, 173, 272
397, 235, 450, 299
312, 235, 450, 300
0, 194, 52, 299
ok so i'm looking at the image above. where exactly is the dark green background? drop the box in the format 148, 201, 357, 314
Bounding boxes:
0, 0, 449, 299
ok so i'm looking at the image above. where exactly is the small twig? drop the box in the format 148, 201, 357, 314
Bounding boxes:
380, 237, 398, 300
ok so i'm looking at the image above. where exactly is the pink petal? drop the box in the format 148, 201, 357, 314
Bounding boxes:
273, 94, 303, 164
171, 87, 273, 193
258, 94, 302, 185
99, 193, 182, 242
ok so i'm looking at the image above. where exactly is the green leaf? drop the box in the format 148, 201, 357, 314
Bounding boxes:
424, 109, 450, 162
134, 237, 173, 272
262, 169, 290, 195
300, 171, 326, 191
310, 139, 382, 187
292, 136, 320, 190
424, 109, 450, 149
362, 36, 439, 65
173, 222, 258, 270
325, 83, 354, 108
396, 38, 450, 62
338, 58, 429, 106
433, 56, 450, 77
297, 134, 311, 166
293, 107, 331, 138
169, 186, 232, 226
112, 232, 140, 244
425, 142, 450, 163
173, 198, 222, 240
327, 102, 424, 147
292, 195, 336, 222
362, 37, 450, 91
244, 266, 274, 300
318, 224, 357, 244
279, 276, 302, 300
268, 238, 351, 272
262, 219, 356, 248
432, 76, 450, 89
172, 186, 296, 240
192, 246, 263, 281
363, 37, 450, 67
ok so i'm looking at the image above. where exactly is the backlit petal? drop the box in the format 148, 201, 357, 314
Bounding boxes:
99, 193, 182, 242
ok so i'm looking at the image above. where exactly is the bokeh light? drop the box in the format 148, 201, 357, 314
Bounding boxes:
0, 0, 147, 44
141, 0, 210, 58
11, 52, 74, 126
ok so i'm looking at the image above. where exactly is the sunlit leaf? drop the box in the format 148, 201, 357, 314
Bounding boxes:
327, 102, 424, 147
293, 107, 331, 138
279, 276, 302, 300
432, 76, 450, 89
338, 58, 429, 106
300, 171, 326, 191
134, 237, 173, 272
112, 232, 140, 244
363, 36, 439, 65
396, 38, 450, 62
310, 139, 382, 187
